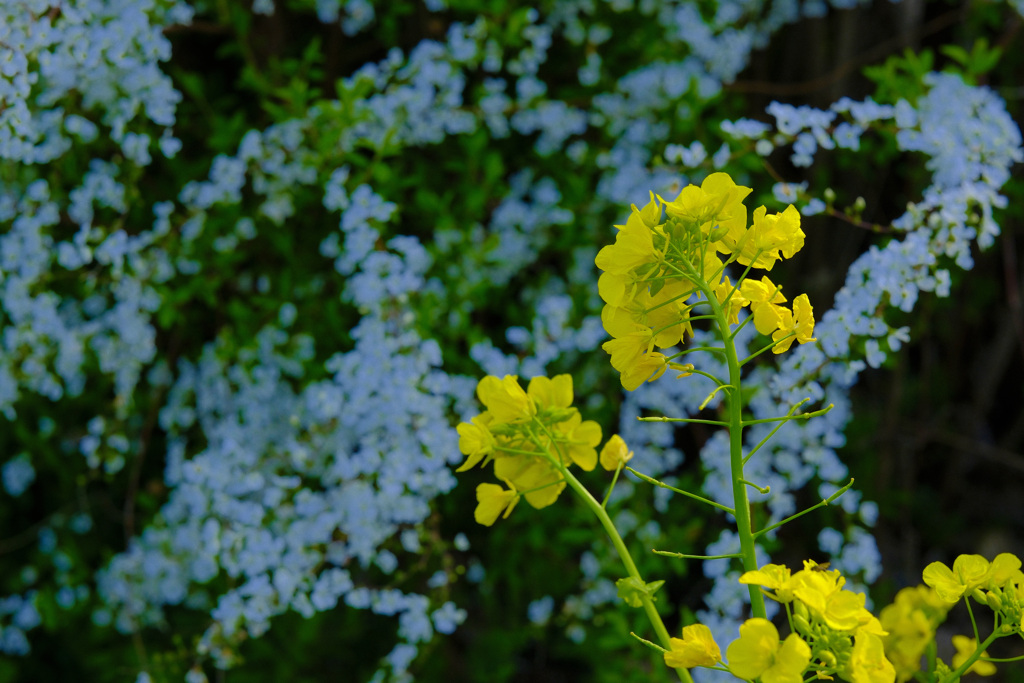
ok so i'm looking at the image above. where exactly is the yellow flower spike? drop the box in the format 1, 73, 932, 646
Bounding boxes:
664, 623, 722, 669
527, 374, 574, 411
455, 414, 497, 472
726, 619, 810, 683
476, 375, 536, 424
557, 412, 601, 471
663, 172, 752, 245
599, 434, 634, 471
951, 635, 997, 676
619, 351, 668, 391
474, 481, 519, 526
844, 633, 896, 683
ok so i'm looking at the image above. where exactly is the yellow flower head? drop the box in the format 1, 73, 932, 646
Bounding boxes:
772, 293, 816, 354
474, 481, 519, 526
739, 563, 795, 603
951, 635, 997, 676
618, 351, 668, 391
662, 172, 752, 245
731, 204, 805, 270
599, 434, 634, 471
595, 195, 661, 275
844, 633, 897, 683
527, 374, 574, 412
740, 276, 788, 336
476, 375, 536, 424
493, 455, 564, 509
726, 618, 810, 683
556, 411, 601, 471
455, 414, 496, 472
922, 554, 992, 603
665, 623, 722, 669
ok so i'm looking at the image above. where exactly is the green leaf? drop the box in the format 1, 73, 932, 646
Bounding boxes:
615, 577, 665, 607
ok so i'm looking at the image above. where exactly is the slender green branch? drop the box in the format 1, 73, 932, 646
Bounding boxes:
602, 462, 624, 509
559, 468, 693, 683
740, 479, 769, 494
739, 336, 786, 366
699, 384, 734, 411
653, 550, 742, 560
741, 403, 834, 426
638, 416, 729, 426
743, 399, 811, 464
753, 479, 854, 538
940, 630, 1002, 683
626, 467, 735, 514
631, 632, 668, 653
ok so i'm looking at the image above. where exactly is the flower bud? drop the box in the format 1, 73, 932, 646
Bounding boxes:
708, 222, 730, 242
985, 591, 1003, 612
793, 614, 812, 636
818, 650, 837, 669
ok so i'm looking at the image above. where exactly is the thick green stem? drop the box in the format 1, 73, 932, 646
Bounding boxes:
695, 280, 767, 619
561, 469, 694, 683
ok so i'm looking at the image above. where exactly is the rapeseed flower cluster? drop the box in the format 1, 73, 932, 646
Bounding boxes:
667, 560, 895, 683
455, 374, 602, 525
596, 173, 815, 390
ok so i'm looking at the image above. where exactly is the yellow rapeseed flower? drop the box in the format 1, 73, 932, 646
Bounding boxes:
844, 633, 897, 683
455, 414, 496, 472
664, 623, 722, 669
952, 636, 997, 676
599, 434, 634, 471
476, 375, 536, 424
726, 618, 810, 683
923, 554, 992, 603
474, 481, 519, 526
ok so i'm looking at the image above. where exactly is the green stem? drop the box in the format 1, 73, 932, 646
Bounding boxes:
694, 277, 767, 619
940, 629, 1002, 683
561, 468, 694, 683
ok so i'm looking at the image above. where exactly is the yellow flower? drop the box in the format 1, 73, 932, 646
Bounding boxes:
494, 455, 564, 509
880, 597, 933, 682
923, 554, 992, 603
739, 563, 795, 602
476, 375, 536, 424
662, 172, 752, 245
474, 481, 518, 526
595, 196, 661, 275
790, 565, 876, 633
739, 276, 787, 335
772, 294, 816, 354
556, 412, 601, 471
527, 374, 574, 411
599, 434, 634, 471
714, 276, 750, 326
455, 414, 496, 472
619, 351, 668, 391
665, 623, 722, 669
951, 635, 997, 676
601, 330, 652, 372
726, 618, 810, 683
731, 205, 805, 270
844, 633, 896, 683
